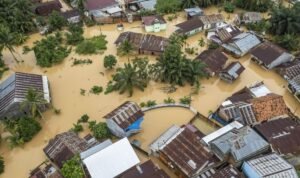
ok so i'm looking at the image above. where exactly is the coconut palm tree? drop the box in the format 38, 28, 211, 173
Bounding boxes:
0, 25, 19, 63
21, 88, 48, 119
117, 39, 134, 59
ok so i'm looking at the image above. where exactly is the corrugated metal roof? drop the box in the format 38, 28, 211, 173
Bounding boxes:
80, 139, 113, 160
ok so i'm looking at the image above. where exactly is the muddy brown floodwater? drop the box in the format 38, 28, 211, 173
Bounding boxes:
0, 6, 299, 178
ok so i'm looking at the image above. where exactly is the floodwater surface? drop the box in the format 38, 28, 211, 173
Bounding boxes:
0, 6, 299, 178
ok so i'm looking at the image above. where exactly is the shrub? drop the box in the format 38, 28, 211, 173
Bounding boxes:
90, 86, 103, 95
80, 89, 86, 96
179, 96, 192, 105
224, 2, 235, 13
0, 156, 4, 174
71, 123, 83, 133
61, 155, 84, 178
78, 114, 89, 123
75, 35, 107, 55
164, 97, 175, 104
185, 47, 195, 55
88, 121, 111, 140
65, 24, 84, 45
103, 55, 117, 69
48, 11, 67, 31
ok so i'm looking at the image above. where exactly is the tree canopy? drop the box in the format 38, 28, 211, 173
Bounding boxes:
61, 155, 84, 178
88, 121, 111, 140
155, 0, 182, 13
235, 0, 271, 12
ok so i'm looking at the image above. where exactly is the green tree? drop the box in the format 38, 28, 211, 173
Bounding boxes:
88, 121, 111, 140
32, 33, 70, 67
104, 55, 117, 69
198, 38, 206, 47
117, 39, 134, 58
181, 0, 198, 8
269, 4, 300, 35
274, 34, 300, 51
105, 58, 149, 96
21, 88, 48, 118
235, 0, 271, 12
71, 123, 83, 133
77, 0, 86, 14
78, 114, 89, 123
155, 0, 181, 14
0, 25, 20, 63
75, 35, 107, 55
48, 11, 67, 32
224, 2, 235, 13
61, 155, 84, 178
164, 97, 175, 104
0, 156, 4, 174
179, 96, 192, 105
65, 24, 84, 45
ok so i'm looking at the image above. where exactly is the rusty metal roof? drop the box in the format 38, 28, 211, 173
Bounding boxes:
195, 49, 228, 74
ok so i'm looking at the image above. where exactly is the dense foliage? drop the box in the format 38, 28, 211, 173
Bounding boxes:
61, 155, 84, 178
181, 0, 199, 8
90, 86, 103, 94
76, 35, 107, 55
235, 0, 271, 12
269, 3, 300, 35
179, 96, 192, 105
65, 24, 84, 45
4, 117, 41, 148
117, 39, 134, 57
48, 11, 67, 32
105, 58, 150, 96
155, 0, 182, 13
274, 34, 300, 51
0, 0, 36, 34
0, 156, 4, 174
32, 33, 70, 67
224, 2, 235, 13
246, 20, 270, 34
88, 121, 111, 140
149, 34, 207, 87
21, 88, 48, 118
198, 0, 224, 7
104, 55, 117, 69
164, 97, 175, 104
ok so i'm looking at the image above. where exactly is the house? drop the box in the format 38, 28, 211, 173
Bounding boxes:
0, 72, 50, 119
138, 0, 157, 11
82, 138, 140, 178
118, 160, 170, 178
104, 101, 144, 138
150, 124, 219, 178
249, 93, 289, 123
34, 0, 62, 16
61, 10, 81, 23
254, 118, 300, 156
207, 24, 242, 45
288, 75, 300, 102
43, 131, 96, 168
175, 14, 224, 37
275, 59, 300, 80
195, 49, 228, 76
222, 32, 261, 57
234, 12, 262, 25
219, 62, 245, 83
200, 164, 244, 178
85, 0, 122, 23
250, 41, 294, 69
115, 32, 168, 55
210, 126, 269, 166
202, 121, 244, 146
184, 7, 204, 20
242, 153, 298, 178
142, 15, 166, 33
29, 162, 63, 178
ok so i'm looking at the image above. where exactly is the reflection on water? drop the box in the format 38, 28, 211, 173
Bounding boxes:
0, 5, 299, 178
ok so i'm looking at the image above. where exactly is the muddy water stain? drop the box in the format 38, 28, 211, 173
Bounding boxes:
0, 7, 299, 178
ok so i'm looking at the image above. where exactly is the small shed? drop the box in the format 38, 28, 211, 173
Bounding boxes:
142, 15, 166, 33
104, 101, 144, 138
184, 7, 204, 20
219, 62, 245, 83
61, 9, 81, 23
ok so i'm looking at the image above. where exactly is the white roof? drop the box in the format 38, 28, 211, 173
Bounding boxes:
106, 6, 122, 14
201, 121, 243, 145
249, 84, 271, 97
83, 138, 140, 178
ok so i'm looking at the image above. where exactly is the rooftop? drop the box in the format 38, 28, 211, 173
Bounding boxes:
250, 93, 289, 122
199, 14, 224, 25
175, 18, 204, 34
83, 138, 140, 178
142, 15, 166, 26
221, 62, 245, 79
276, 59, 300, 80
254, 118, 300, 155
195, 49, 228, 74
85, 0, 118, 11
242, 153, 298, 177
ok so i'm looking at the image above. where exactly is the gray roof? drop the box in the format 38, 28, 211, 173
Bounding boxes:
80, 139, 113, 160
211, 126, 269, 162
184, 7, 203, 16
139, 0, 156, 10
243, 153, 298, 178
289, 75, 300, 92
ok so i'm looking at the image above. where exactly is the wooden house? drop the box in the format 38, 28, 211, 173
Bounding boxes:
34, 0, 62, 16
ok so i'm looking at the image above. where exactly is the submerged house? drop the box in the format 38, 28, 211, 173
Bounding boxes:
61, 9, 81, 23
219, 62, 245, 83
175, 14, 224, 37
234, 12, 262, 25
184, 7, 204, 20
150, 124, 219, 178
34, 0, 62, 16
250, 41, 294, 69
242, 153, 298, 178
254, 118, 300, 156
104, 101, 144, 138
275, 59, 300, 80
142, 15, 166, 33
0, 72, 50, 119
200, 164, 244, 178
210, 126, 270, 166
43, 131, 96, 168
288, 75, 300, 102
115, 31, 168, 55
207, 24, 242, 45
82, 138, 140, 178
195, 49, 228, 76
222, 32, 261, 57
29, 162, 63, 178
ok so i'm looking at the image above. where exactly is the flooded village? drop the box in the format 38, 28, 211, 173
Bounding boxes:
0, 0, 300, 177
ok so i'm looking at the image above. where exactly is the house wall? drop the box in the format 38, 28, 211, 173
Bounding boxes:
106, 119, 126, 138
219, 73, 234, 83
145, 23, 167, 33
184, 27, 203, 37
267, 56, 294, 69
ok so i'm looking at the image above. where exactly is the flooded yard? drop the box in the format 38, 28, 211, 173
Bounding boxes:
0, 5, 299, 178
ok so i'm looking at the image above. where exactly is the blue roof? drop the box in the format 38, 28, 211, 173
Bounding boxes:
126, 117, 144, 131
